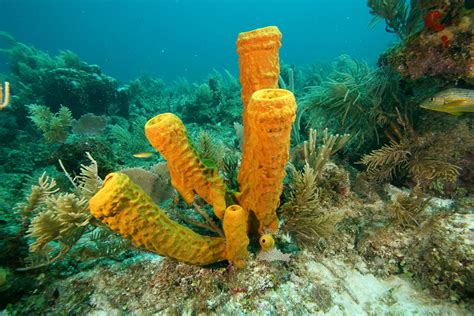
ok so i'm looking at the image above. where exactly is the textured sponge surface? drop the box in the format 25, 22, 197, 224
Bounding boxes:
89, 173, 227, 265
145, 113, 228, 218
238, 89, 296, 233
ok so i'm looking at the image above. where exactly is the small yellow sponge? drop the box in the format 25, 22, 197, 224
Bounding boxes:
237, 89, 297, 233
145, 113, 228, 218
259, 234, 275, 252
223, 205, 249, 268
89, 173, 227, 265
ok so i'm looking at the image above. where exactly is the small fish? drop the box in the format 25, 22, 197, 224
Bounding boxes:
133, 152, 155, 159
420, 88, 474, 115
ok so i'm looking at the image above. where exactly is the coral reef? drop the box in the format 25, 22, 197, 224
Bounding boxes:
1, 4, 473, 312
377, 2, 473, 83
0, 32, 130, 120
6, 253, 472, 314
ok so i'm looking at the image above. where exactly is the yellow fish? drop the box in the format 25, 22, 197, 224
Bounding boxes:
420, 88, 474, 115
133, 152, 155, 159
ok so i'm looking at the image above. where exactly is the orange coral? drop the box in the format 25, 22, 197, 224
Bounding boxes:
145, 113, 228, 218
89, 173, 227, 265
237, 89, 297, 233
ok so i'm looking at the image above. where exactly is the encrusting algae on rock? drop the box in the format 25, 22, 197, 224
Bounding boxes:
88, 25, 295, 267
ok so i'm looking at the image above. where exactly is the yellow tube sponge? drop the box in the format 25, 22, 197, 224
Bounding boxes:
237, 89, 297, 233
89, 172, 227, 266
259, 234, 275, 252
236, 26, 282, 199
236, 26, 282, 111
144, 113, 227, 218
222, 205, 249, 268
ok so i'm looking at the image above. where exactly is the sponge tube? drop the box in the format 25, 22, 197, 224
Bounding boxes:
89, 173, 227, 265
145, 113, 228, 218
237, 89, 297, 233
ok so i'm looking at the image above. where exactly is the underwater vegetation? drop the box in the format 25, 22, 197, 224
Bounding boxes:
17, 154, 131, 270
360, 113, 473, 193
368, 0, 425, 39
0, 2, 473, 312
301, 55, 406, 153
27, 104, 73, 144
282, 128, 350, 246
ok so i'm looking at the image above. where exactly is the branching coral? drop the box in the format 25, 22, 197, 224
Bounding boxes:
109, 116, 150, 154
281, 164, 344, 247
27, 193, 89, 253
16, 173, 59, 218
27, 104, 73, 143
301, 128, 350, 179
281, 125, 351, 246
221, 152, 240, 191
18, 154, 121, 270
360, 115, 467, 190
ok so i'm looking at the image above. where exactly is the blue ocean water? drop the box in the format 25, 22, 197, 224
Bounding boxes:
0, 0, 395, 83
